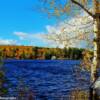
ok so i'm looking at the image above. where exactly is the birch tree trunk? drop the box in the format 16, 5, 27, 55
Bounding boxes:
90, 13, 100, 100
91, 0, 100, 82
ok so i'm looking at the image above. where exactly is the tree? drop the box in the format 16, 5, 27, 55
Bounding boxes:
32, 47, 38, 59
38, 0, 100, 83
63, 47, 68, 59
36, 0, 100, 98
42, 14, 93, 49
45, 49, 52, 59
0, 49, 3, 60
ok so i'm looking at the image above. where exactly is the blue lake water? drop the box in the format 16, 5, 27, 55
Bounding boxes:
4, 60, 90, 99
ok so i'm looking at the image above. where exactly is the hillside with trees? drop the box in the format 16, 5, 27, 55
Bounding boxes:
0, 45, 84, 60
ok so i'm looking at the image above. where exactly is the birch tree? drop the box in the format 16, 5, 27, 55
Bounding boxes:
42, 14, 93, 49
39, 0, 100, 83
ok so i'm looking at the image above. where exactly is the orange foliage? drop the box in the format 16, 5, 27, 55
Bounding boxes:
0, 45, 46, 59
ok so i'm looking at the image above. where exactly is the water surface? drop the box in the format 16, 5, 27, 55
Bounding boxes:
4, 60, 90, 99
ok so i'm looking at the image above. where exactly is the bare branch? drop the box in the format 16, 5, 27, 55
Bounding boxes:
71, 0, 94, 18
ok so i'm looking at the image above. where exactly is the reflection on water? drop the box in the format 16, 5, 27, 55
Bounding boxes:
4, 60, 90, 99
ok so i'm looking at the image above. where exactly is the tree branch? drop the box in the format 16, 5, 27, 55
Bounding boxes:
71, 0, 95, 18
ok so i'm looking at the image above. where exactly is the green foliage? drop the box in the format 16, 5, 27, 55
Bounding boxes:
0, 88, 8, 95
32, 47, 38, 59
0, 71, 4, 78
0, 55, 8, 96
45, 50, 52, 59
44, 47, 84, 60
0, 46, 84, 60
0, 70, 8, 96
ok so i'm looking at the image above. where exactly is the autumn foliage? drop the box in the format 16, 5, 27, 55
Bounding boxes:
0, 45, 84, 60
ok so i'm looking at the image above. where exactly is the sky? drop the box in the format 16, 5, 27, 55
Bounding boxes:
0, 0, 93, 48
0, 0, 56, 47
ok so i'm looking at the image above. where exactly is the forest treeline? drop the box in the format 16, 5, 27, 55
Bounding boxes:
0, 45, 84, 60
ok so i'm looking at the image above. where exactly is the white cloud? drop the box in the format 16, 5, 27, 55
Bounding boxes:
14, 32, 44, 40
14, 31, 49, 47
42, 12, 94, 48
14, 32, 28, 40
0, 39, 17, 45
13, 11, 94, 48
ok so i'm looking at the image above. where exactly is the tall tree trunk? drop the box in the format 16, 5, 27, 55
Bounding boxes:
91, 13, 100, 82
90, 13, 100, 100
91, 0, 100, 82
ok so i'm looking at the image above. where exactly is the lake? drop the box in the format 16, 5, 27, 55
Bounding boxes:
4, 60, 90, 100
